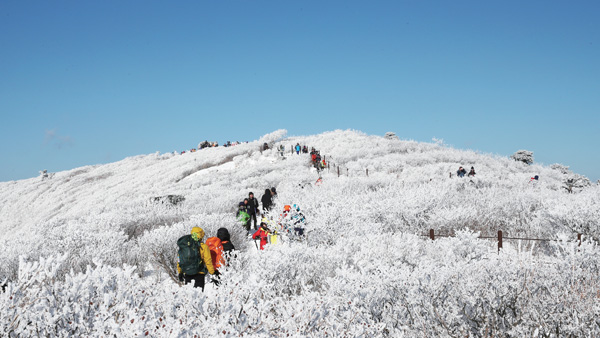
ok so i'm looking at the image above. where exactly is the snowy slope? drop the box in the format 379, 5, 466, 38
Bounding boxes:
1, 129, 599, 337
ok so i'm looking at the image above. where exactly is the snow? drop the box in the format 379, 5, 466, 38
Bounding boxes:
1, 129, 599, 336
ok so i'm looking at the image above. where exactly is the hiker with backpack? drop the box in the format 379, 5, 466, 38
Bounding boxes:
206, 228, 236, 286
291, 204, 306, 233
217, 227, 235, 253
206, 228, 236, 269
177, 227, 218, 291
261, 188, 273, 212
457, 167, 467, 178
247, 192, 260, 230
295, 143, 301, 155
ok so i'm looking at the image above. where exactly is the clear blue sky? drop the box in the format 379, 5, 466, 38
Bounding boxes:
1, 1, 598, 182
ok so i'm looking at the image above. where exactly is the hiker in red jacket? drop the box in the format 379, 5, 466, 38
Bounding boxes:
252, 222, 271, 250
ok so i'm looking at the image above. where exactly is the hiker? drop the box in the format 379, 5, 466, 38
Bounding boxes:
236, 199, 251, 231
206, 228, 235, 270
270, 187, 277, 202
278, 205, 292, 232
217, 227, 235, 253
302, 145, 308, 153
263, 142, 269, 151
314, 153, 322, 170
468, 167, 476, 177
291, 204, 306, 237
457, 167, 467, 178
206, 228, 236, 286
177, 227, 218, 291
311, 152, 317, 162
278, 144, 285, 156
261, 188, 273, 212
252, 222, 272, 250
247, 192, 260, 230
295, 143, 301, 155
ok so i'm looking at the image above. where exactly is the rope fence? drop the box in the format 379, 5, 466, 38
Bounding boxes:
422, 229, 583, 253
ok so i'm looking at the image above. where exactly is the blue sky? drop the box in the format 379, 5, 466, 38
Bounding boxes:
1, 1, 598, 182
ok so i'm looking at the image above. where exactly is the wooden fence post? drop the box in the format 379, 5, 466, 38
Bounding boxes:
578, 233, 582, 247
337, 166, 340, 177
429, 229, 435, 240
347, 168, 349, 176
498, 230, 503, 253
366, 168, 369, 177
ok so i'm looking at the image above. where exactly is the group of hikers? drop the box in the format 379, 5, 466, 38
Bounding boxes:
455, 166, 476, 178
293, 143, 310, 155
310, 148, 327, 171
176, 226, 235, 291
236, 190, 269, 231
179, 140, 247, 154
235, 188, 304, 236
199, 140, 246, 149
273, 143, 328, 172
178, 185, 308, 291
454, 166, 540, 182
176, 141, 327, 291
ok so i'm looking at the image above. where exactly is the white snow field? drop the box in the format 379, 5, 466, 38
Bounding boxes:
1, 129, 599, 337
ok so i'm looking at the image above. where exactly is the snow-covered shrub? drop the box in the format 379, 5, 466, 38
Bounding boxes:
551, 163, 570, 174
384, 132, 399, 140
563, 173, 591, 193
258, 129, 287, 146
1, 129, 599, 336
511, 149, 534, 164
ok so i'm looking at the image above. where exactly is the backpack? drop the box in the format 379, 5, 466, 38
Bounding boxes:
206, 237, 224, 269
177, 235, 206, 275
237, 210, 250, 224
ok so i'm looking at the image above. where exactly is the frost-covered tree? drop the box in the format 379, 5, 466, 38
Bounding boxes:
511, 149, 534, 164
563, 174, 591, 193
550, 163, 570, 174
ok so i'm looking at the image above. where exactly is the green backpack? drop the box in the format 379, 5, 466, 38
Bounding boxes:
177, 235, 207, 275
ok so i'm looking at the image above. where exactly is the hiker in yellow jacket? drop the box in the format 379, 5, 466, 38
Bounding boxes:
177, 227, 217, 291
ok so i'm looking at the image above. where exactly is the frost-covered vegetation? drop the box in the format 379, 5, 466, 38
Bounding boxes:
1, 129, 599, 337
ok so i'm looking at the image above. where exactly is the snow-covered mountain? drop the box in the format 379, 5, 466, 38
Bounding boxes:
1, 129, 599, 337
